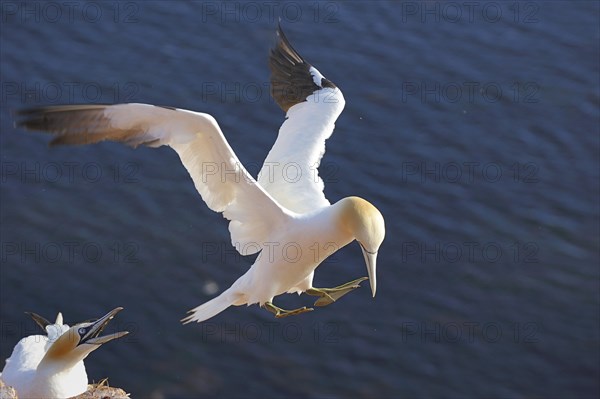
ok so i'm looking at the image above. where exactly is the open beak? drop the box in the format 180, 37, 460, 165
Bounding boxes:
80, 307, 129, 346
360, 246, 377, 297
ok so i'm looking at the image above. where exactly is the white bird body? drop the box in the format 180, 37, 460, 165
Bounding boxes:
16, 26, 385, 323
2, 328, 90, 398
1, 309, 128, 398
233, 202, 353, 303
1, 314, 83, 398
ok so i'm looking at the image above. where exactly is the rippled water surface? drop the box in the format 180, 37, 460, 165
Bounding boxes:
1, 1, 599, 398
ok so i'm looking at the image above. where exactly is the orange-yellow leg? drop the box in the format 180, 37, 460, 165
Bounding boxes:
263, 302, 314, 318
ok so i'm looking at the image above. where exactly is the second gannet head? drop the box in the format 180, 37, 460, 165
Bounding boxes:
1, 307, 128, 399
338, 196, 386, 297
40, 307, 128, 366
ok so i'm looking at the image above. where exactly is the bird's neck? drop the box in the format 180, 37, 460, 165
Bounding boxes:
312, 199, 358, 251
32, 360, 88, 398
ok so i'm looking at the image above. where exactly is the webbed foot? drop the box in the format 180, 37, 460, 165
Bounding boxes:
305, 277, 368, 307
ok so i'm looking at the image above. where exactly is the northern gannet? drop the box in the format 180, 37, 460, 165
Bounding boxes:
1, 308, 128, 398
15, 26, 386, 322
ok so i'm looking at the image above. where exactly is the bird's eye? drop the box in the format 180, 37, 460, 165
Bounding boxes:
78, 327, 87, 335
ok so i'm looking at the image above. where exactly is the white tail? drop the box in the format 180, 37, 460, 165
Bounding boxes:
181, 290, 238, 324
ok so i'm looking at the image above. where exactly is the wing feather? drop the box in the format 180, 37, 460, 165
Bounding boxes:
16, 103, 289, 255
259, 26, 345, 213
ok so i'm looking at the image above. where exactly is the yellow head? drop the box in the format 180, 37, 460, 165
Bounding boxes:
338, 196, 386, 296
40, 307, 128, 368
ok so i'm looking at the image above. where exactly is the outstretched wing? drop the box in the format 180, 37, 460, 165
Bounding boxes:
16, 104, 290, 255
258, 26, 345, 213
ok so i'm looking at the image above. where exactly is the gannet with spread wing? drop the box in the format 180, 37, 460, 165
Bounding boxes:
1, 308, 128, 398
15, 26, 385, 323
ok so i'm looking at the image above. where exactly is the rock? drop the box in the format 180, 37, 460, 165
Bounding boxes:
0, 379, 18, 399
0, 378, 129, 399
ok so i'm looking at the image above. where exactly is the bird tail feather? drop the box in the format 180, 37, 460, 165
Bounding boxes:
181, 290, 238, 324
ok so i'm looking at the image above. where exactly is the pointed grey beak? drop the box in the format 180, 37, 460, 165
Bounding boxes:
360, 246, 377, 297
80, 307, 129, 346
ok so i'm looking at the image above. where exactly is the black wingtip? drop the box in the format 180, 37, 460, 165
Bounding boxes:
14, 107, 48, 132
276, 21, 285, 40
14, 104, 113, 134
273, 23, 306, 65
270, 25, 317, 112
14, 107, 60, 134
25, 311, 51, 330
269, 24, 338, 112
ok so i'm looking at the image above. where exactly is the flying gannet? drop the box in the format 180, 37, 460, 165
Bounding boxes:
1, 308, 128, 398
15, 26, 385, 323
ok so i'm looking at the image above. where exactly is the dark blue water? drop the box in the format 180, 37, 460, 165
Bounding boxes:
1, 1, 598, 397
